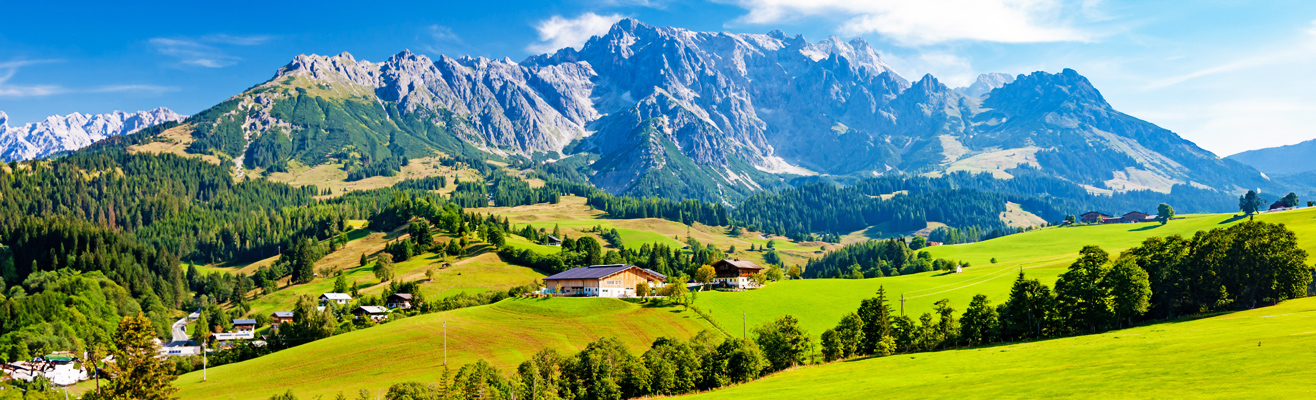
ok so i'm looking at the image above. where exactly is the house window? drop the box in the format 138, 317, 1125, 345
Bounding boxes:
605, 280, 622, 286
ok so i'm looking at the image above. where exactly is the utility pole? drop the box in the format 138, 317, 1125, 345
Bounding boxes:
202, 336, 207, 382
900, 293, 906, 316
742, 312, 747, 339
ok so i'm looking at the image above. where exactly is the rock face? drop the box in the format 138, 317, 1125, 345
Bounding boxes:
0, 108, 185, 161
956, 73, 1015, 98
185, 18, 1272, 203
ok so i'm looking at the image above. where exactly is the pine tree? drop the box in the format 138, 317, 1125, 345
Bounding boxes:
99, 313, 178, 400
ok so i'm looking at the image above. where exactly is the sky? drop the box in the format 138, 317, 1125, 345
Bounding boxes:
1, 0, 1314, 156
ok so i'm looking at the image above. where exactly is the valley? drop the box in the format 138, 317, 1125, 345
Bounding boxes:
2, 10, 1314, 400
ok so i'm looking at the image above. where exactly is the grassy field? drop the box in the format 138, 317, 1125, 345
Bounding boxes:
175, 298, 714, 400
698, 207, 1316, 340
685, 296, 1316, 399
484, 196, 835, 268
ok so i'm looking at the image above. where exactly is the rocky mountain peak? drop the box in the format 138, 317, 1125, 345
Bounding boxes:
0, 107, 186, 161
956, 72, 1016, 98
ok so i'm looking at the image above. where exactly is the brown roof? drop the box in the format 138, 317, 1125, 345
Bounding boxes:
544, 265, 667, 282
716, 259, 764, 271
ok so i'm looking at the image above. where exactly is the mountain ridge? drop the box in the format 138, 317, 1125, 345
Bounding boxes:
109, 18, 1290, 207
0, 107, 185, 161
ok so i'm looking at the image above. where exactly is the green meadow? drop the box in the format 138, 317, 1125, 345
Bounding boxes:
175, 298, 713, 400
684, 296, 1316, 399
698, 207, 1316, 340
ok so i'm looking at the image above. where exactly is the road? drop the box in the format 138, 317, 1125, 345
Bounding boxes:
165, 316, 190, 346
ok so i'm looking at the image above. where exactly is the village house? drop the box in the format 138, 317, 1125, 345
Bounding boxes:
542, 264, 667, 298
544, 235, 562, 246
270, 311, 294, 328
1080, 211, 1113, 223
1105, 211, 1154, 224
711, 259, 765, 289
233, 319, 257, 333
352, 306, 389, 322
1270, 200, 1291, 211
320, 293, 352, 306
386, 293, 414, 309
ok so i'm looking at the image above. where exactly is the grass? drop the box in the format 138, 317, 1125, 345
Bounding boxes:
243, 246, 546, 317
697, 207, 1316, 341
684, 296, 1316, 399
174, 298, 714, 400
485, 196, 836, 269
262, 156, 480, 198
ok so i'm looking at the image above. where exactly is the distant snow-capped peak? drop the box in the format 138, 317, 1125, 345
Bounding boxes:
0, 107, 186, 161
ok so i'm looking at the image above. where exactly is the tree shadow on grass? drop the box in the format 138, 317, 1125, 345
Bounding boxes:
1218, 214, 1248, 225
1129, 224, 1165, 232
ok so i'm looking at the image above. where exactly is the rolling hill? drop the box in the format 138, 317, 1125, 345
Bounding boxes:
174, 298, 713, 400
697, 206, 1316, 341
682, 295, 1316, 399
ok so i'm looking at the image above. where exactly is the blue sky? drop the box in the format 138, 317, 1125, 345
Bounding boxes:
2, 0, 1314, 156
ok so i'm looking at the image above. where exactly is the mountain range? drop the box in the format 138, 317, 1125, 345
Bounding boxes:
77, 19, 1297, 207
0, 108, 186, 162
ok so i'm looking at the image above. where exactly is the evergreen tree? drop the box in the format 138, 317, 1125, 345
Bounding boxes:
99, 313, 178, 400
999, 272, 1056, 340
858, 287, 895, 355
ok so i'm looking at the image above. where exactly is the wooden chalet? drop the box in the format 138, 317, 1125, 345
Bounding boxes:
1080, 211, 1112, 223
542, 264, 666, 298
386, 293, 414, 309
232, 319, 257, 333
352, 306, 389, 322
270, 311, 294, 328
712, 259, 765, 289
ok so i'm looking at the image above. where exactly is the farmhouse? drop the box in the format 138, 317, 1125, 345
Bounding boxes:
233, 319, 257, 333
270, 311, 294, 328
353, 306, 389, 322
711, 259, 765, 289
320, 293, 352, 305
1105, 211, 1154, 224
543, 264, 666, 298
1080, 211, 1112, 223
1270, 201, 1291, 211
544, 235, 562, 246
386, 293, 414, 309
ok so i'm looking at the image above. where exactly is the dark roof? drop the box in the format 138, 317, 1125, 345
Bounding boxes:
545, 235, 561, 241
1270, 200, 1287, 209
233, 319, 257, 325
388, 293, 413, 300
715, 259, 764, 270
271, 311, 294, 318
544, 264, 665, 281
1081, 211, 1112, 217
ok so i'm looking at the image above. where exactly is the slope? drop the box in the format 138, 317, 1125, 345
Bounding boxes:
685, 296, 1316, 399
696, 207, 1316, 340
1227, 137, 1316, 177
174, 298, 713, 399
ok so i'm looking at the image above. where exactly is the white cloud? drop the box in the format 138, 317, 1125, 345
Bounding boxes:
0, 59, 174, 98
723, 0, 1091, 46
420, 25, 467, 55
883, 51, 978, 87
150, 34, 271, 68
527, 12, 625, 54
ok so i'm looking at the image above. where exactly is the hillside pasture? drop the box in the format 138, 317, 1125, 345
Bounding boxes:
685, 296, 1316, 399
175, 298, 714, 400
